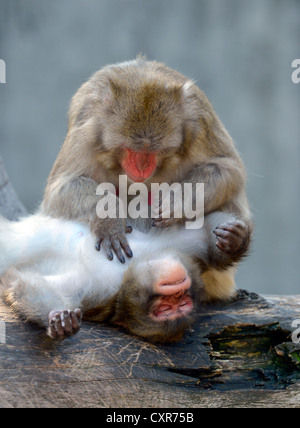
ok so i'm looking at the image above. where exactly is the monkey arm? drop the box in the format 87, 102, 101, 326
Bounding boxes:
183, 156, 247, 216
153, 156, 250, 228
42, 119, 109, 223
43, 174, 133, 263
43, 174, 99, 221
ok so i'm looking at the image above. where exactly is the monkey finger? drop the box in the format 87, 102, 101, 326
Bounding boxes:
54, 313, 65, 337
101, 239, 114, 261
49, 319, 58, 339
63, 310, 73, 334
222, 225, 243, 238
119, 236, 133, 259
153, 206, 166, 218
218, 222, 245, 238
111, 239, 126, 264
216, 238, 231, 253
152, 218, 171, 228
157, 205, 163, 216
74, 308, 83, 323
95, 238, 103, 252
154, 211, 170, 221
151, 203, 160, 215
228, 220, 245, 229
213, 228, 231, 239
70, 309, 82, 332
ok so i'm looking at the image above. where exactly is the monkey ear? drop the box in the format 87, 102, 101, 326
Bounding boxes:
181, 80, 202, 125
182, 80, 195, 98
105, 78, 120, 102
70, 80, 114, 128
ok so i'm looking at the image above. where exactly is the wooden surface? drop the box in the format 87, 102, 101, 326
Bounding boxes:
0, 157, 299, 408
0, 291, 300, 408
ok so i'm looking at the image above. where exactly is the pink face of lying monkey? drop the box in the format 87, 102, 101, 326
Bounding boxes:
139, 257, 193, 321
109, 252, 199, 343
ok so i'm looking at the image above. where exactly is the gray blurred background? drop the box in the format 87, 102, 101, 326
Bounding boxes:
0, 0, 299, 295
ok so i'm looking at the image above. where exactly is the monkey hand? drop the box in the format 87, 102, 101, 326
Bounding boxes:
93, 218, 133, 263
151, 192, 185, 228
213, 220, 252, 260
152, 216, 183, 228
48, 309, 82, 340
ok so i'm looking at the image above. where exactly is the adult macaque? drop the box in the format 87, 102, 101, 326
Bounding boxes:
0, 211, 248, 342
42, 57, 253, 301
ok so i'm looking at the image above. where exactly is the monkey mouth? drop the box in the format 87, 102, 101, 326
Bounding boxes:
151, 291, 194, 321
121, 148, 158, 182
125, 167, 156, 183
126, 173, 148, 183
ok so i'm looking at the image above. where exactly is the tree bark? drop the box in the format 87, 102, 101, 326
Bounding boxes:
0, 157, 299, 408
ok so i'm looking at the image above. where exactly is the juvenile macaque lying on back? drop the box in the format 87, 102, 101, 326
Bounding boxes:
42, 57, 253, 302
0, 211, 250, 342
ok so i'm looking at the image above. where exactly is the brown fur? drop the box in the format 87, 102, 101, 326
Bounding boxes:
42, 57, 252, 301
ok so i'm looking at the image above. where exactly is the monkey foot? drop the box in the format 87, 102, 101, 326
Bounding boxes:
214, 220, 250, 257
47, 308, 82, 340
150, 258, 193, 321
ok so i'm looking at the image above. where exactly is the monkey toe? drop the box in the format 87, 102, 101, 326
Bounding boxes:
47, 309, 82, 340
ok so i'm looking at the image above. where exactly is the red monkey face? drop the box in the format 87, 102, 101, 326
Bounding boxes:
121, 147, 157, 182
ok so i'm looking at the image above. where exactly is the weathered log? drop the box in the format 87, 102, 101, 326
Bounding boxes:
0, 158, 299, 408
0, 292, 299, 408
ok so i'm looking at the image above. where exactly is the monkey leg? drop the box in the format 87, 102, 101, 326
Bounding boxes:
200, 213, 253, 302
201, 267, 237, 302
2, 268, 83, 340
